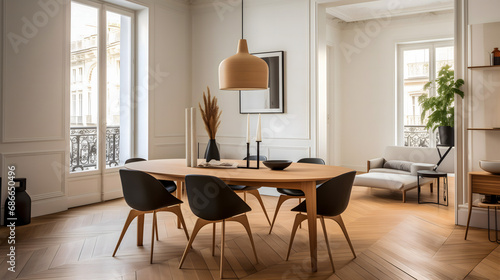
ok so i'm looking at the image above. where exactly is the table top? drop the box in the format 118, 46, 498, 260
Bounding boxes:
125, 159, 354, 186
417, 170, 448, 178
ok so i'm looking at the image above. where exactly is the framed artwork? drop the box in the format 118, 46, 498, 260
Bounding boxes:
239, 51, 284, 113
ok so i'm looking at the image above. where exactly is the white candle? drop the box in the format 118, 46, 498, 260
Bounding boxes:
246, 114, 250, 143
185, 108, 192, 167
256, 114, 262, 142
190, 107, 197, 166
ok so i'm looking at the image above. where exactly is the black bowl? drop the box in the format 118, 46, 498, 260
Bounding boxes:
263, 160, 292, 170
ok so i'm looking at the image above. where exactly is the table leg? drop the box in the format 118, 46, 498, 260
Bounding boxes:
176, 180, 183, 229
301, 181, 317, 272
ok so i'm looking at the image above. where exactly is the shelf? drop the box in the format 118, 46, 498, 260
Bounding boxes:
468, 65, 500, 69
467, 128, 500, 130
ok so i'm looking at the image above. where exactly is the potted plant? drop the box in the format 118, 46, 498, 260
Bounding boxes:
419, 65, 464, 146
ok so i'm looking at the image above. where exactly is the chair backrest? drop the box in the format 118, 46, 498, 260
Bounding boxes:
292, 171, 356, 217
119, 169, 182, 211
244, 155, 268, 161
185, 175, 251, 221
298, 158, 325, 165
125, 158, 147, 164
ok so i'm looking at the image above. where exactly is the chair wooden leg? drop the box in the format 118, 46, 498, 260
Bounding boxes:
286, 213, 307, 261
331, 215, 356, 258
220, 219, 226, 279
113, 209, 143, 257
430, 182, 434, 193
137, 213, 145, 246
154, 215, 159, 241
402, 190, 407, 203
269, 195, 291, 234
247, 189, 271, 226
319, 216, 335, 272
244, 192, 247, 202
150, 211, 157, 264
228, 214, 258, 264
212, 223, 216, 256
179, 218, 212, 269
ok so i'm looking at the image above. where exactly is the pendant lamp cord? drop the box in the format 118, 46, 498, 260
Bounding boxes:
241, 0, 244, 39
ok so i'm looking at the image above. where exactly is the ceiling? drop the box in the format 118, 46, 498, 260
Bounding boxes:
326, 0, 454, 22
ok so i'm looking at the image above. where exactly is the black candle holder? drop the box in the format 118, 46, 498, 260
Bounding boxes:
239, 141, 261, 169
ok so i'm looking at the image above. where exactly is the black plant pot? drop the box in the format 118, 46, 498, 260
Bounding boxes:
204, 139, 220, 162
438, 126, 454, 146
4, 178, 31, 226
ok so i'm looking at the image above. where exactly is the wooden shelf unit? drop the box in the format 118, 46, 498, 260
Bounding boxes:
467, 128, 500, 131
468, 65, 500, 69
465, 171, 500, 240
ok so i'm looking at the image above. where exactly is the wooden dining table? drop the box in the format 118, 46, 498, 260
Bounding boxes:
125, 158, 354, 272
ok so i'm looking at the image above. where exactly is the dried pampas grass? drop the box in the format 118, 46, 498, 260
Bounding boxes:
199, 87, 221, 139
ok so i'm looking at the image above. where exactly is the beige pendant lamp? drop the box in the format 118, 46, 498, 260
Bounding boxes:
219, 0, 269, 91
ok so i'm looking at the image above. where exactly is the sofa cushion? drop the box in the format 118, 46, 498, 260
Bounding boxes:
354, 173, 432, 191
383, 160, 413, 172
369, 168, 411, 175
410, 163, 436, 176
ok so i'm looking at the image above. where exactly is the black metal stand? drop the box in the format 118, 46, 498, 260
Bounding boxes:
239, 141, 261, 169
486, 205, 500, 244
434, 145, 453, 171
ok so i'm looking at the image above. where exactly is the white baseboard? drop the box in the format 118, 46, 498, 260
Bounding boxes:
457, 205, 500, 229
103, 190, 123, 201
67, 193, 101, 208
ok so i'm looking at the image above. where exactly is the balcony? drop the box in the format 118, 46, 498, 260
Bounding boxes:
70, 126, 120, 172
404, 125, 430, 147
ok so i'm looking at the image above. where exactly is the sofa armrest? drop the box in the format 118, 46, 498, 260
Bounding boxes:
367, 158, 385, 172
410, 163, 436, 176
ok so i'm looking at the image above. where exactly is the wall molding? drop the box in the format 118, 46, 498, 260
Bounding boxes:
1, 150, 66, 201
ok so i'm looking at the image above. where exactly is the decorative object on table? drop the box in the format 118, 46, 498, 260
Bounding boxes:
419, 65, 464, 147
263, 160, 292, 171
479, 160, 500, 174
197, 160, 238, 169
199, 87, 221, 162
240, 51, 284, 114
240, 114, 263, 169
493, 47, 500, 65
185, 107, 198, 167
218, 0, 268, 91
3, 178, 31, 226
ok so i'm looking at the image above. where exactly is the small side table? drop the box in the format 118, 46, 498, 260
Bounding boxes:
477, 202, 500, 244
417, 170, 448, 206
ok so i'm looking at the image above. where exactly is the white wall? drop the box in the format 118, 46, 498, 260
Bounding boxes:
0, 0, 192, 218
328, 11, 454, 171
191, 0, 314, 166
455, 0, 500, 227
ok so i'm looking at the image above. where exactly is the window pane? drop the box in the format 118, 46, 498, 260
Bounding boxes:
70, 2, 99, 172
436, 46, 454, 75
106, 11, 132, 168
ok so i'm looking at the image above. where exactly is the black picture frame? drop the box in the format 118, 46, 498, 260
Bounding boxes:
239, 51, 284, 114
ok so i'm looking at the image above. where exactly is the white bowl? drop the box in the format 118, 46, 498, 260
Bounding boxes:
479, 160, 500, 174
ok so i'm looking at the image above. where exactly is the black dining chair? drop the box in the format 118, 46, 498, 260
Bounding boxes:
228, 155, 271, 225
285, 171, 357, 272
179, 175, 258, 278
113, 169, 190, 264
125, 158, 178, 194
268, 158, 325, 234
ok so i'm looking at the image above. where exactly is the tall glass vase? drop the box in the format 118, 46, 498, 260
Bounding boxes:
205, 139, 220, 162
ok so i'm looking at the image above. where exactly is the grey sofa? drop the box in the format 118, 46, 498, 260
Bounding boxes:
354, 146, 455, 202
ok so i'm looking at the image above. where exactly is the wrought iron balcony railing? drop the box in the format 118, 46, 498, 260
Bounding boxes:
70, 126, 120, 172
404, 125, 430, 147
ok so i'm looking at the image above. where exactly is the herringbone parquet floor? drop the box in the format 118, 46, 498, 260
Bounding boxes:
1, 179, 499, 279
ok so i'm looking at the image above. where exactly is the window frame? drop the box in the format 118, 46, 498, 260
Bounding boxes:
69, 0, 136, 176
396, 39, 454, 147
